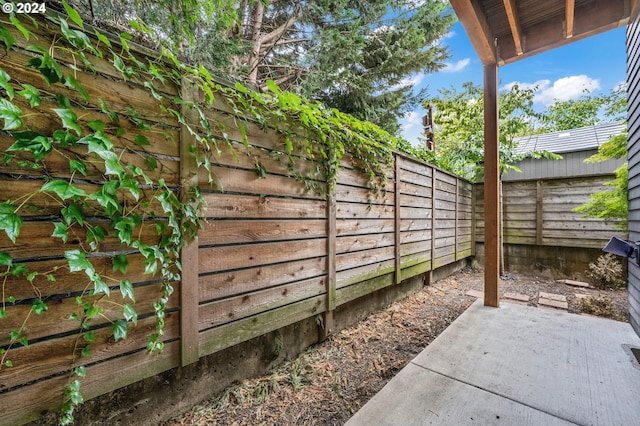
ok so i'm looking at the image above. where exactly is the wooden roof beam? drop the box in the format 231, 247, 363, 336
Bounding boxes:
566, 0, 575, 38
450, 0, 497, 65
503, 0, 524, 55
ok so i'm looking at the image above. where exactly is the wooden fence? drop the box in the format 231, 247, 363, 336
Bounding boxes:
474, 176, 626, 249
0, 15, 473, 425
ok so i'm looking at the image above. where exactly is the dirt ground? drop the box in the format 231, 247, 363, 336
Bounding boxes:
164, 267, 629, 426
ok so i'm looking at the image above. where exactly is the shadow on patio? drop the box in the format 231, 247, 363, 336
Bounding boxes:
346, 298, 640, 425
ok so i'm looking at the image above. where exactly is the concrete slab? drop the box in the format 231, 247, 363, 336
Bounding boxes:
346, 300, 640, 426
345, 363, 574, 426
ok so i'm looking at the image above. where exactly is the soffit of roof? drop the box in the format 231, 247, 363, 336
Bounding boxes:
449, 0, 633, 66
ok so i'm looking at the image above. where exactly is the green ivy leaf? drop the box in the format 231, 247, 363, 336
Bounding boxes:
81, 344, 92, 357
100, 98, 119, 123
32, 298, 48, 315
65, 249, 93, 273
87, 120, 106, 132
64, 74, 90, 103
83, 301, 102, 319
52, 222, 69, 243
0, 251, 12, 266
0, 98, 23, 130
62, 1, 84, 29
94, 30, 112, 48
0, 26, 15, 50
18, 83, 41, 107
0, 308, 7, 319
61, 203, 84, 226
8, 131, 52, 161
86, 225, 107, 251
20, 336, 28, 347
111, 319, 128, 342
0, 68, 14, 100
91, 273, 110, 296
0, 202, 22, 243
69, 159, 87, 176
112, 255, 129, 275
83, 331, 95, 342
5, 359, 13, 367
53, 108, 82, 136
9, 15, 29, 40
143, 81, 163, 101
41, 180, 87, 200
74, 365, 86, 378
113, 216, 138, 245
53, 130, 77, 147
123, 303, 138, 325
145, 156, 158, 171
119, 279, 135, 302
134, 134, 150, 147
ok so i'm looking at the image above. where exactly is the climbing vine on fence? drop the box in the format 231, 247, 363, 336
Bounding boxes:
0, 2, 410, 423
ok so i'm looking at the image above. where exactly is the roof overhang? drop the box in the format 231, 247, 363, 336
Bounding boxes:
449, 0, 633, 67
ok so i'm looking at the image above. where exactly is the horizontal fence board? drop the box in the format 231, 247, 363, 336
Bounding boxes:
336, 219, 395, 236
336, 202, 395, 219
199, 276, 326, 329
336, 233, 395, 254
336, 259, 395, 288
398, 193, 433, 208
335, 184, 394, 205
1, 313, 179, 393
0, 282, 180, 347
199, 257, 326, 301
335, 273, 395, 306
336, 246, 395, 272
199, 219, 327, 245
0, 339, 181, 426
198, 239, 326, 274
201, 194, 327, 219
198, 296, 325, 357
200, 166, 325, 199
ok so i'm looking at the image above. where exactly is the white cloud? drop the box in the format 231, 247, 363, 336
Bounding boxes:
535, 75, 600, 105
400, 111, 425, 146
502, 75, 601, 105
442, 58, 470, 73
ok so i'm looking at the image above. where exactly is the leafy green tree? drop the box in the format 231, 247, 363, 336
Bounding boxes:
66, 0, 455, 135
539, 92, 605, 132
423, 82, 554, 181
573, 85, 628, 231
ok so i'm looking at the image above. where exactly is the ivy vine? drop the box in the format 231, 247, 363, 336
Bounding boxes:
0, 1, 408, 424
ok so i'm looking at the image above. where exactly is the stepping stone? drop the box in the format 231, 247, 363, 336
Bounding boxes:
538, 292, 568, 310
559, 279, 590, 288
502, 292, 530, 305
465, 289, 484, 298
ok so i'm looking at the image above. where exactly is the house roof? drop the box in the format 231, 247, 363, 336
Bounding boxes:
513, 121, 626, 154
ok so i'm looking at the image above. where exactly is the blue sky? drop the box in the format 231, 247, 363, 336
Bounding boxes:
400, 22, 628, 144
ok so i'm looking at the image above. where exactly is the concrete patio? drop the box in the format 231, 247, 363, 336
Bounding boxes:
346, 299, 640, 425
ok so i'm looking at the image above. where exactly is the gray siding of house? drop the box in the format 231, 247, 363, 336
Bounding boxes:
502, 150, 624, 181
627, 14, 640, 337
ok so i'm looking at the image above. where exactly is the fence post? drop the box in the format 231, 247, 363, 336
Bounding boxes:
430, 170, 437, 273
321, 153, 337, 341
179, 79, 200, 366
455, 178, 459, 262
536, 180, 544, 245
394, 154, 402, 284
